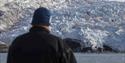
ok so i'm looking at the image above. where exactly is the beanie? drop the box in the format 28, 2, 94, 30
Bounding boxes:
31, 7, 51, 26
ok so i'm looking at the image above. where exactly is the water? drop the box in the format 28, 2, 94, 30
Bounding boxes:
0, 53, 125, 63
75, 53, 125, 63
0, 53, 7, 63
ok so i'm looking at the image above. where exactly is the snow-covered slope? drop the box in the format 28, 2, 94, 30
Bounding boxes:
0, 0, 125, 52
105, 0, 125, 2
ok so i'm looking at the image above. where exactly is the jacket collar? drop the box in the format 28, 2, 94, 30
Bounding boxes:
29, 26, 50, 33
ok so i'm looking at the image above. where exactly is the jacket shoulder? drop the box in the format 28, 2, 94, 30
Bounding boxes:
11, 33, 30, 45
14, 33, 30, 41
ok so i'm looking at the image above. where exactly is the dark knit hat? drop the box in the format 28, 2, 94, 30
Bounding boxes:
31, 7, 51, 26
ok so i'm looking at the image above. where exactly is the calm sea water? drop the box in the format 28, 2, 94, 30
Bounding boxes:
0, 53, 125, 63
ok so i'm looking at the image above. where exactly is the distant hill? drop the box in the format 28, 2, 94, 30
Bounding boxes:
0, 0, 125, 52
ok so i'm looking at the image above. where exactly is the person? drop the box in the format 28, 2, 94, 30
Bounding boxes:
7, 7, 77, 63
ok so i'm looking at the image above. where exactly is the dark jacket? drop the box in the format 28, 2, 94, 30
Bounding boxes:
7, 27, 77, 63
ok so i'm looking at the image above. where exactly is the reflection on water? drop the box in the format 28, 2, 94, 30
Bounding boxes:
0, 53, 125, 63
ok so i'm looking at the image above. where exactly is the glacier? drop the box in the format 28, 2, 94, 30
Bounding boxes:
0, 0, 125, 52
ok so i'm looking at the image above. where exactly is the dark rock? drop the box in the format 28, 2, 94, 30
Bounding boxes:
81, 44, 118, 53
63, 38, 119, 53
103, 45, 118, 53
81, 47, 93, 53
97, 47, 103, 53
63, 38, 82, 52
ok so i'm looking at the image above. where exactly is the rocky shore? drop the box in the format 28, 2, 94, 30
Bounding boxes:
0, 41, 8, 53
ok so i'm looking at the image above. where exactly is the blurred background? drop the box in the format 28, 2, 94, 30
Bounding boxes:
0, 0, 125, 63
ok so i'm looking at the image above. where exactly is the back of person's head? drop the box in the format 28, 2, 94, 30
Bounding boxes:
31, 7, 51, 26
